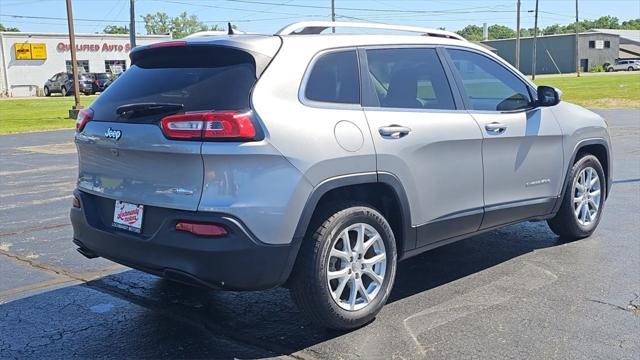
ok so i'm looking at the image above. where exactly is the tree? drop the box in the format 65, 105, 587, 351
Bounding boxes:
542, 24, 563, 35
170, 12, 209, 38
456, 25, 483, 41
0, 24, 20, 32
103, 25, 128, 34
142, 12, 172, 35
142, 12, 223, 38
621, 18, 640, 30
488, 24, 515, 39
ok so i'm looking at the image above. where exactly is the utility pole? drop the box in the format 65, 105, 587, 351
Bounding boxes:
130, 0, 137, 48
532, 0, 539, 80
65, 0, 82, 118
515, 0, 521, 70
575, 0, 580, 76
331, 0, 336, 33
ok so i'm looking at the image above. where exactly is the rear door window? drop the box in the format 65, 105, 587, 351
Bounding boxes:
304, 50, 360, 104
365, 48, 455, 110
90, 45, 258, 122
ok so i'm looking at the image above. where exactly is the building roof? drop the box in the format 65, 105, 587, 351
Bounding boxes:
620, 43, 640, 58
481, 31, 619, 43
589, 29, 640, 43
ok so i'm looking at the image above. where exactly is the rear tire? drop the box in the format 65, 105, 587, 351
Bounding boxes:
628, 66, 634, 72
61, 86, 68, 96
290, 203, 397, 330
547, 154, 606, 240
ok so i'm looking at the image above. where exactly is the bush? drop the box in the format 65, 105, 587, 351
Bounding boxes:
590, 64, 606, 72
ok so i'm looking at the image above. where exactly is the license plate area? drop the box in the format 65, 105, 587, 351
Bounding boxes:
112, 200, 144, 233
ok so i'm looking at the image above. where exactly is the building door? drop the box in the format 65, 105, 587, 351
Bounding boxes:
580, 59, 589, 72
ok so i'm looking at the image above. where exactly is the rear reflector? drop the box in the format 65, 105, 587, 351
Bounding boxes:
160, 111, 256, 141
76, 108, 93, 132
176, 221, 228, 237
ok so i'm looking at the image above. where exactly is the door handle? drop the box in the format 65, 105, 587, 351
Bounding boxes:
379, 125, 412, 139
485, 122, 507, 134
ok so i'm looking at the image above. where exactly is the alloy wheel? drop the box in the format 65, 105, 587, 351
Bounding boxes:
326, 223, 387, 311
573, 166, 601, 226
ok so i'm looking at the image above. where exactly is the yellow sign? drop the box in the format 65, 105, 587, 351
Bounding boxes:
14, 43, 47, 60
15, 43, 31, 60
30, 43, 47, 60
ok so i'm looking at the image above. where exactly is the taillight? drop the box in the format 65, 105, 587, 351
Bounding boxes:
160, 111, 256, 141
76, 108, 93, 132
148, 40, 187, 49
175, 221, 227, 237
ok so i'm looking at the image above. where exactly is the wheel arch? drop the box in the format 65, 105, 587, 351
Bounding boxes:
552, 138, 611, 214
289, 172, 415, 269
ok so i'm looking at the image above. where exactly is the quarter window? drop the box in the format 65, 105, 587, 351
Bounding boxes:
448, 49, 533, 111
305, 50, 360, 104
365, 48, 456, 110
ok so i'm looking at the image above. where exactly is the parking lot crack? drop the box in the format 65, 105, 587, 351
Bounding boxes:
0, 248, 87, 282
587, 293, 640, 316
0, 223, 70, 238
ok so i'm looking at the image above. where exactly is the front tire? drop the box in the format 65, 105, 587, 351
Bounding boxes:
547, 154, 606, 240
290, 204, 397, 330
43, 86, 50, 96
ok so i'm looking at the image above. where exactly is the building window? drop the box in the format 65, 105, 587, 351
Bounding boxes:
604, 41, 611, 48
105, 60, 127, 75
588, 40, 595, 48
65, 60, 89, 73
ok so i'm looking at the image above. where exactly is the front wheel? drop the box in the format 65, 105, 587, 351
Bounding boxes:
607, 67, 614, 72
290, 204, 397, 330
628, 66, 635, 72
547, 154, 606, 240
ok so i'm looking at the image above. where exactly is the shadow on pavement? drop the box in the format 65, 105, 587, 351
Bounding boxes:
0, 221, 562, 359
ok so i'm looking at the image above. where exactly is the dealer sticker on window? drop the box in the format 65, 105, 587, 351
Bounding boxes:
112, 200, 144, 233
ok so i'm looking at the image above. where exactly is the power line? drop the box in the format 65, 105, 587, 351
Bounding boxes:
0, 13, 326, 25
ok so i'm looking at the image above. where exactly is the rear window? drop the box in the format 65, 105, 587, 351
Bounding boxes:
91, 45, 257, 122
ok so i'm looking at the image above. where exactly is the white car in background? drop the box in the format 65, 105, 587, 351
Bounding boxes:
606, 59, 640, 72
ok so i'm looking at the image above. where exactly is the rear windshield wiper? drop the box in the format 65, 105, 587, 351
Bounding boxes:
116, 103, 184, 118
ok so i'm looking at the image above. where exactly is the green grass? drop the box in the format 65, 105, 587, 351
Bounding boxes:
0, 95, 97, 134
533, 73, 640, 109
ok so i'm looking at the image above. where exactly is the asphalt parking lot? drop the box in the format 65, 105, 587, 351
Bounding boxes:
0, 109, 638, 359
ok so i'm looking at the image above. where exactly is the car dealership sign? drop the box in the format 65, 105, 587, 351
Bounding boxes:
56, 42, 131, 52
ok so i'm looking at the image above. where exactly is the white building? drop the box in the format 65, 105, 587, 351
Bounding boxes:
0, 32, 171, 97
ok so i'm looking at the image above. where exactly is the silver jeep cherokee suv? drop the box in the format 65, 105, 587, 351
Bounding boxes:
71, 22, 612, 330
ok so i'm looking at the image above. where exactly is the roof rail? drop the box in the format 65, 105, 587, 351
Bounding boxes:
275, 21, 467, 41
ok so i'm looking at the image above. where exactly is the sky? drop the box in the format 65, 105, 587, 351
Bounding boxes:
1, 0, 639, 35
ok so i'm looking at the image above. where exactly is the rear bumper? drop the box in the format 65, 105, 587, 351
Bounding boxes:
70, 190, 299, 290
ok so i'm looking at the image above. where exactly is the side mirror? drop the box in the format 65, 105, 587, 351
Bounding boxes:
536, 85, 561, 107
